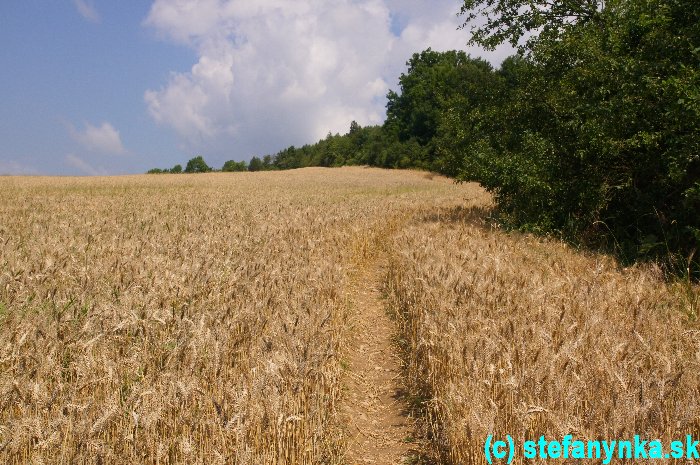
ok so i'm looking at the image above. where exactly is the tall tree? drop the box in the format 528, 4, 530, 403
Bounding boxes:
386, 49, 496, 173
248, 156, 263, 172
185, 156, 212, 173
458, 0, 700, 271
460, 0, 605, 50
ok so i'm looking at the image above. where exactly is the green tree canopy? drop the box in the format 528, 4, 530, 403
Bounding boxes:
185, 156, 212, 173
385, 49, 497, 173
248, 156, 263, 172
222, 160, 247, 172
455, 0, 700, 272
460, 0, 604, 50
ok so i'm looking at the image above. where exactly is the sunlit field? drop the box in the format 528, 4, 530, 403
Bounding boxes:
0, 168, 474, 464
386, 208, 700, 464
1, 167, 697, 464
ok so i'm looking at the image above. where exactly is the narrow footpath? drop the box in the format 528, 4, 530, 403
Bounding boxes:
341, 257, 415, 465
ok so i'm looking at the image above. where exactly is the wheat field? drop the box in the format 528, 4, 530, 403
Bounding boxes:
0, 168, 471, 464
386, 205, 700, 464
1, 167, 698, 464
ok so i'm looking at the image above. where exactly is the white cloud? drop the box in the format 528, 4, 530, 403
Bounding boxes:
73, 0, 101, 23
70, 122, 126, 155
143, 0, 514, 163
0, 160, 40, 175
65, 154, 108, 176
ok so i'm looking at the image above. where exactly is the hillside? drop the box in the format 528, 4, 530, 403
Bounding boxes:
0, 168, 698, 464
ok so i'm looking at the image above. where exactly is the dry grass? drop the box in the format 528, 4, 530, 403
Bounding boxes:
0, 168, 467, 464
2, 167, 698, 464
386, 204, 700, 464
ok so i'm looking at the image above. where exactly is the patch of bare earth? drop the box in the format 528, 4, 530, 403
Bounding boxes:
341, 256, 415, 465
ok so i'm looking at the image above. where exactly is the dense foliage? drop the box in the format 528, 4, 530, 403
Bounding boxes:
149, 156, 275, 174
185, 156, 212, 173
386, 50, 497, 175
247, 156, 264, 171
453, 0, 699, 272
222, 160, 247, 172
147, 163, 183, 174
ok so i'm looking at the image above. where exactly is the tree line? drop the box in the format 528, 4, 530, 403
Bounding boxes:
451, 0, 699, 275
147, 155, 275, 174
149, 0, 698, 275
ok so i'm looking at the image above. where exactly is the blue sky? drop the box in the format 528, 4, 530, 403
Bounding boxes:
0, 1, 512, 175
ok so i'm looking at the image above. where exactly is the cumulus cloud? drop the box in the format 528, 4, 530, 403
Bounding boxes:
73, 0, 101, 23
70, 122, 126, 155
144, 0, 513, 162
0, 160, 40, 176
65, 154, 109, 176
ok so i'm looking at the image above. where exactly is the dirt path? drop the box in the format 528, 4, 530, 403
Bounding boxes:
341, 257, 415, 465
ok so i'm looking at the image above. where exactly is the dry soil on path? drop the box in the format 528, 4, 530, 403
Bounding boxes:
341, 257, 416, 465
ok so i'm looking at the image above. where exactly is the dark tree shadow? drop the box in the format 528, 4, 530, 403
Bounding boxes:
419, 204, 497, 229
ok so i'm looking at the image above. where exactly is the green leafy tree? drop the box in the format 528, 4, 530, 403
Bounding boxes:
185, 156, 212, 173
262, 155, 274, 170
248, 156, 263, 172
459, 0, 700, 272
273, 146, 302, 170
222, 160, 247, 172
386, 49, 496, 173
459, 0, 604, 50
171, 164, 183, 174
